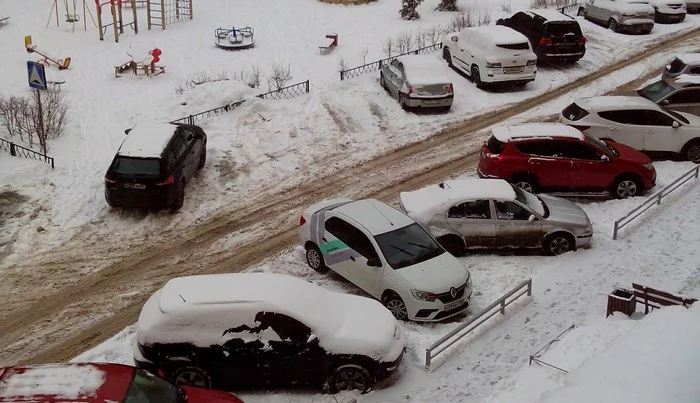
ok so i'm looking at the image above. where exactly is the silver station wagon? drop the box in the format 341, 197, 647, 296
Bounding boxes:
399, 178, 593, 256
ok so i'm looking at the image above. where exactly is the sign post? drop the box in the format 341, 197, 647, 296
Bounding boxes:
27, 61, 48, 153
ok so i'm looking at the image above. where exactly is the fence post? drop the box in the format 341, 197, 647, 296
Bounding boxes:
305, 80, 309, 93
425, 349, 431, 370
613, 221, 619, 240
527, 279, 532, 296
500, 298, 506, 315
50, 156, 54, 169
340, 70, 344, 81
695, 165, 699, 178
657, 193, 662, 205
9, 143, 16, 156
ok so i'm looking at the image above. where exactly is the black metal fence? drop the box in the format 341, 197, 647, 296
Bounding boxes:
0, 137, 55, 168
557, 2, 580, 15
339, 43, 443, 81
169, 80, 311, 126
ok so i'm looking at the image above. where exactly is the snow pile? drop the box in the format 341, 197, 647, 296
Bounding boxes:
0, 364, 106, 399
175, 79, 259, 117
541, 304, 700, 403
675, 73, 700, 85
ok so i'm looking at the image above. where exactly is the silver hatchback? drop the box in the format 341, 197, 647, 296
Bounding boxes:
399, 179, 593, 256
379, 54, 454, 111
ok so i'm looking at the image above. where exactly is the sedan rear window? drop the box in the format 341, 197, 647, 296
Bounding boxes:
562, 102, 589, 121
497, 43, 529, 50
110, 157, 161, 177
487, 136, 506, 154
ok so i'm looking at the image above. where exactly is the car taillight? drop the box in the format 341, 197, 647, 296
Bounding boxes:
299, 215, 306, 226
526, 59, 537, 66
155, 175, 175, 186
407, 85, 414, 95
486, 62, 502, 68
571, 125, 590, 132
447, 83, 453, 94
538, 38, 553, 47
104, 175, 117, 184
578, 36, 587, 45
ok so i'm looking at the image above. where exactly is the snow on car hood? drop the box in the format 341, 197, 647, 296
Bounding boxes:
677, 111, 700, 126
618, 1, 655, 13
323, 294, 405, 362
539, 194, 591, 227
397, 252, 469, 293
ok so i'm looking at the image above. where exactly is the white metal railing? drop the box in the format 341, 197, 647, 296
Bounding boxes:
613, 165, 700, 240
424, 279, 533, 370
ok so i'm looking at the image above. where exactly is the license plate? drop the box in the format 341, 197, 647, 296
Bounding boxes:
444, 298, 466, 311
504, 66, 524, 74
124, 183, 146, 190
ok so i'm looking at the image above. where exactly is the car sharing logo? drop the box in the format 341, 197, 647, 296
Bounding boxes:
310, 205, 362, 265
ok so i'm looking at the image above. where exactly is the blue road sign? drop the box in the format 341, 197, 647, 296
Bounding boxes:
27, 61, 47, 91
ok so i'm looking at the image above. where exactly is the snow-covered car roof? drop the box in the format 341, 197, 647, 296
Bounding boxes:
527, 9, 575, 22
397, 54, 450, 86
334, 199, 416, 236
470, 25, 528, 45
400, 179, 516, 220
678, 53, 700, 65
117, 122, 176, 158
491, 123, 584, 142
675, 74, 700, 85
574, 96, 659, 111
0, 363, 123, 402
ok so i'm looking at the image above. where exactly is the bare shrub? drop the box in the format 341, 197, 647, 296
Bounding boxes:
395, 32, 410, 54
360, 46, 369, 64
267, 63, 293, 90
425, 26, 440, 45
338, 56, 347, 72
530, 0, 548, 9
415, 29, 426, 49
500, 0, 512, 13
175, 69, 229, 94
478, 10, 491, 26
246, 65, 261, 88
449, 9, 472, 31
0, 88, 68, 154
382, 37, 394, 57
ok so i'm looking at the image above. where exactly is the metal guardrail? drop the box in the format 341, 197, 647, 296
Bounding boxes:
165, 80, 310, 126
0, 137, 55, 168
339, 43, 443, 81
425, 278, 533, 370
613, 164, 700, 240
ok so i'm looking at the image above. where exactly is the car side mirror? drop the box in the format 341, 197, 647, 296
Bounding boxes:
307, 334, 319, 346
601, 154, 610, 162
451, 36, 458, 42
367, 258, 381, 268
528, 214, 536, 222
672, 121, 680, 128
661, 99, 670, 106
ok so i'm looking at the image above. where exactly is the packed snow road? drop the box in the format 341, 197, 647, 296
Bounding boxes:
1, 30, 699, 367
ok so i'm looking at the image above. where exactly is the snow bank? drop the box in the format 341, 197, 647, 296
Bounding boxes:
0, 365, 106, 399
541, 304, 700, 403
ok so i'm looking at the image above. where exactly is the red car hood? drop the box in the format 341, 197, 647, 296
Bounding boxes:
608, 141, 651, 165
181, 386, 244, 403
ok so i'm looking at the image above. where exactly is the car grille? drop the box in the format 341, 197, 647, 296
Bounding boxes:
436, 282, 467, 303
668, 4, 684, 8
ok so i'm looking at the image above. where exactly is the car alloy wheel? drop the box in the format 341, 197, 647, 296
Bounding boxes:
609, 19, 619, 32
173, 367, 210, 389
615, 179, 638, 198
383, 294, 408, 320
685, 143, 700, 163
443, 48, 453, 67
547, 235, 572, 255
471, 65, 482, 88
330, 364, 372, 393
306, 244, 328, 273
514, 181, 534, 193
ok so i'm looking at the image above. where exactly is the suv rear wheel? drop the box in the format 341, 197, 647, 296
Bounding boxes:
328, 364, 374, 393
173, 366, 211, 389
511, 174, 538, 193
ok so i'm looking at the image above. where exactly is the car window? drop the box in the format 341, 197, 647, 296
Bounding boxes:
510, 12, 530, 29
497, 42, 530, 50
689, 67, 700, 75
487, 136, 506, 154
556, 141, 602, 160
545, 21, 582, 37
598, 110, 638, 125
667, 89, 700, 104
448, 200, 491, 219
639, 110, 676, 126
562, 102, 589, 121
374, 223, 444, 270
662, 107, 689, 124
495, 201, 531, 221
181, 128, 196, 145
637, 80, 676, 103
169, 134, 188, 160
667, 58, 686, 74
123, 369, 178, 403
390, 59, 399, 68
325, 217, 379, 261
110, 156, 161, 177
515, 140, 556, 157
584, 132, 617, 156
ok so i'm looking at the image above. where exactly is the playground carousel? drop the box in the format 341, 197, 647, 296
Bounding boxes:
214, 26, 255, 50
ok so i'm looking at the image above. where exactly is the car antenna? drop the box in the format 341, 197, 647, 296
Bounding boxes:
370, 201, 394, 227
179, 294, 186, 303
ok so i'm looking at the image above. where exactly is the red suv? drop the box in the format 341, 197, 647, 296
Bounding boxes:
477, 123, 656, 198
0, 363, 244, 402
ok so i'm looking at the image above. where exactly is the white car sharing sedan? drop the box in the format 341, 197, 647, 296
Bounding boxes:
299, 198, 472, 322
560, 95, 700, 162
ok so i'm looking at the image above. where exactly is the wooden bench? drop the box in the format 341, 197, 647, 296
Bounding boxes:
632, 283, 697, 314
319, 33, 338, 54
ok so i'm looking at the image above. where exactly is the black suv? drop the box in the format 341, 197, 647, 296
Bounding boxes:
497, 10, 586, 64
105, 122, 207, 210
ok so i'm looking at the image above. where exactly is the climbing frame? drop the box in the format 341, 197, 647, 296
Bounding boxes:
147, 0, 192, 30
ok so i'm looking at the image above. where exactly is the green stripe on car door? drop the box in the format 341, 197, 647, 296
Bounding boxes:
320, 240, 347, 255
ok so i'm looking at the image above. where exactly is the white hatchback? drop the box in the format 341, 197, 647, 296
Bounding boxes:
299, 198, 472, 322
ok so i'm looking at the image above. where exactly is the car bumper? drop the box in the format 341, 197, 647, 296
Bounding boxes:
575, 233, 593, 248
482, 70, 536, 84
477, 167, 500, 179
541, 51, 585, 62
403, 95, 453, 109
376, 347, 405, 381
409, 284, 473, 322
655, 10, 686, 22
618, 20, 654, 32
105, 186, 176, 208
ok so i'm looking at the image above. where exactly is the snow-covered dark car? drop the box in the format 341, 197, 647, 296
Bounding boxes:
134, 273, 406, 393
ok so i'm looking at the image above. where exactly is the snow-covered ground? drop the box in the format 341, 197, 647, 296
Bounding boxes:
1, 0, 699, 263
74, 161, 700, 402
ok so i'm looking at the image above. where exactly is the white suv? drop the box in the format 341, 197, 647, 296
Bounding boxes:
441, 25, 537, 88
299, 198, 472, 322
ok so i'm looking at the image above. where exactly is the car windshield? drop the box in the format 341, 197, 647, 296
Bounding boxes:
111, 157, 161, 177
584, 132, 618, 156
637, 80, 676, 103
374, 223, 445, 270
122, 368, 182, 403
512, 185, 547, 217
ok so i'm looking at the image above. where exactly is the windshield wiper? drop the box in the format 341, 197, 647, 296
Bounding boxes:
391, 245, 418, 258
408, 242, 439, 252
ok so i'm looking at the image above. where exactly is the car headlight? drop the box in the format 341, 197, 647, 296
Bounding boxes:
411, 289, 437, 302
643, 162, 654, 170
393, 324, 401, 340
